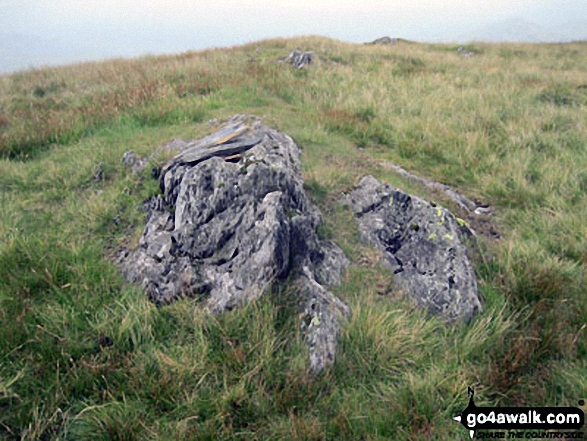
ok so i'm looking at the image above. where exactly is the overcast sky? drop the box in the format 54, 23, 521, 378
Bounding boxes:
1, 0, 585, 73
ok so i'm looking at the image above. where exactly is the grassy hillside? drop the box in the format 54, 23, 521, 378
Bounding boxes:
0, 36, 586, 439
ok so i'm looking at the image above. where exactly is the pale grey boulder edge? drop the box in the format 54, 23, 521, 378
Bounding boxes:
343, 175, 482, 323
379, 161, 492, 216
120, 117, 349, 373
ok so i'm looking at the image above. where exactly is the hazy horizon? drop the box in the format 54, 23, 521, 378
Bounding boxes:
1, 0, 585, 73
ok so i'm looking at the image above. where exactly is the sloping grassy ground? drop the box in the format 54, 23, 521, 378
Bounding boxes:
0, 36, 586, 439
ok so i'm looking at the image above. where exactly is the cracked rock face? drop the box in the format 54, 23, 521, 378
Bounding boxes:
343, 175, 482, 323
120, 117, 349, 373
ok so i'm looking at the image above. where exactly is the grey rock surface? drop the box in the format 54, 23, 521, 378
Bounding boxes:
120, 117, 349, 373
298, 269, 350, 371
343, 175, 482, 323
93, 162, 106, 181
368, 37, 398, 45
284, 49, 317, 68
122, 151, 149, 174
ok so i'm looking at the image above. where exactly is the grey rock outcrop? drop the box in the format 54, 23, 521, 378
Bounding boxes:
120, 117, 349, 373
343, 176, 482, 323
284, 49, 317, 69
368, 37, 398, 45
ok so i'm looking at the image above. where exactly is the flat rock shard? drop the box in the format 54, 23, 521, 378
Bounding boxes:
121, 116, 349, 373
343, 175, 482, 323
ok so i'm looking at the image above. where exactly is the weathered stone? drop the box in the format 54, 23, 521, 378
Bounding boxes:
368, 36, 398, 45
458, 47, 475, 58
121, 117, 349, 373
298, 268, 351, 372
284, 49, 317, 69
122, 151, 148, 174
343, 175, 482, 323
93, 162, 106, 181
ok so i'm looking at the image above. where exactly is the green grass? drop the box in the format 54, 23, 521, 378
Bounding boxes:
0, 36, 586, 439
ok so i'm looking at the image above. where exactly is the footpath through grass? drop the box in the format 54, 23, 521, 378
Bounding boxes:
0, 37, 586, 439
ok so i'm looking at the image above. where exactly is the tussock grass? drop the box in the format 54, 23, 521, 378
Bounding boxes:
1, 36, 586, 439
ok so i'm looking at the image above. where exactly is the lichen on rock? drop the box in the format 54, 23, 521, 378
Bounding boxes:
343, 175, 482, 323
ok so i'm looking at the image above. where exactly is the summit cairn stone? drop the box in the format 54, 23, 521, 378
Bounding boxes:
120, 116, 349, 373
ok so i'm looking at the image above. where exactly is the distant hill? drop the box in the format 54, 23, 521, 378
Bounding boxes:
552, 20, 587, 41
0, 32, 74, 73
463, 17, 586, 42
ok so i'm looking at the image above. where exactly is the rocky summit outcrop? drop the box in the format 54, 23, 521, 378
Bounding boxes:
120, 117, 349, 373
343, 176, 482, 323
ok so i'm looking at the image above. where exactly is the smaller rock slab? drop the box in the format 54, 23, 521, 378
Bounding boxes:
343, 175, 482, 323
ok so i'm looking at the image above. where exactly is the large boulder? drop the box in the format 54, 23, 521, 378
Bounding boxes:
368, 37, 398, 45
343, 176, 482, 323
120, 117, 349, 373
